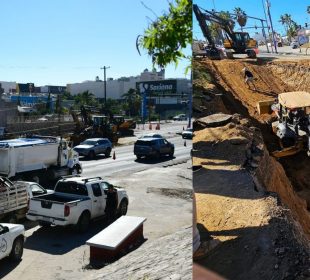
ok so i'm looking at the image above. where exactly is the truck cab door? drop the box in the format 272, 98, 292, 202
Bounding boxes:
0, 226, 12, 259
90, 183, 106, 218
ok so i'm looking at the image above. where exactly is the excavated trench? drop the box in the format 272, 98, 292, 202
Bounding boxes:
195, 57, 310, 243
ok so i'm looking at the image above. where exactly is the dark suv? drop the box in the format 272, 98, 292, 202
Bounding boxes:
134, 138, 174, 159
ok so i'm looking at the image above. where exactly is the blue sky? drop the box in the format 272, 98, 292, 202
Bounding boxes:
193, 0, 310, 40
0, 0, 190, 86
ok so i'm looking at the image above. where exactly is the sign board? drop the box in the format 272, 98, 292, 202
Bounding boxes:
48, 86, 66, 94
136, 80, 177, 95
16, 83, 35, 93
11, 95, 48, 106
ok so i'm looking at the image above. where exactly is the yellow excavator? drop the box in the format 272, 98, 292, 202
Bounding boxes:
262, 91, 310, 158
193, 4, 257, 59
111, 115, 136, 136
69, 107, 118, 146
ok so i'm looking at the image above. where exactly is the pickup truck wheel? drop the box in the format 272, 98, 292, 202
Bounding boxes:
136, 155, 142, 160
88, 151, 95, 160
169, 149, 174, 158
105, 148, 111, 157
76, 212, 90, 233
9, 236, 24, 262
118, 200, 128, 217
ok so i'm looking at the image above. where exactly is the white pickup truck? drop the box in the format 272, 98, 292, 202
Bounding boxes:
26, 176, 129, 232
0, 223, 25, 262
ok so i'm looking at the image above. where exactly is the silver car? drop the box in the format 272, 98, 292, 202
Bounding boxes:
73, 138, 112, 159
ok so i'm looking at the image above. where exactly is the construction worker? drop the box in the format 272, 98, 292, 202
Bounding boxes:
242, 67, 256, 91
105, 184, 118, 223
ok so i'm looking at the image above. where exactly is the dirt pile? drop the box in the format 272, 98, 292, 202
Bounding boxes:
193, 60, 228, 118
196, 57, 310, 243
255, 143, 310, 243
268, 60, 310, 91
202, 58, 290, 123
193, 115, 310, 279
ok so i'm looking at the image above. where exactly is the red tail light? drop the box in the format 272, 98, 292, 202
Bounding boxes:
64, 205, 70, 217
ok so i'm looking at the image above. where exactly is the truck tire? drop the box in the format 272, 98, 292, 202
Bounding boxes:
105, 148, 111, 157
9, 236, 24, 262
75, 211, 90, 233
169, 149, 174, 158
117, 199, 128, 217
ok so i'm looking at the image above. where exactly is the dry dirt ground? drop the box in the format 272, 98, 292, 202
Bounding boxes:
193, 57, 310, 279
193, 117, 310, 280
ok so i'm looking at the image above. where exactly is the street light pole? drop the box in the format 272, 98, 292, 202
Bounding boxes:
100, 66, 110, 107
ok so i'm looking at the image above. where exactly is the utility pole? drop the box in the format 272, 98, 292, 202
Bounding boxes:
100, 66, 110, 107
266, 0, 277, 53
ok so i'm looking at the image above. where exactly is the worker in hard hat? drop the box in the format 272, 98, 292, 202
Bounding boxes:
242, 67, 257, 91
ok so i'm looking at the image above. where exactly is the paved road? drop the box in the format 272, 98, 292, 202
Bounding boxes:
1, 121, 193, 280
80, 135, 192, 178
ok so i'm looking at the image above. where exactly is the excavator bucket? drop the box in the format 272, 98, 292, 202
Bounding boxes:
257, 100, 275, 115
271, 140, 304, 158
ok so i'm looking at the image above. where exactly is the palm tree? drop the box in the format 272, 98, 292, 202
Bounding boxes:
74, 90, 96, 106
122, 88, 141, 116
307, 6, 310, 14
279, 14, 296, 42
234, 7, 247, 31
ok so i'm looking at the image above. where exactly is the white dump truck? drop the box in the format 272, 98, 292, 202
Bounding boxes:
0, 136, 82, 184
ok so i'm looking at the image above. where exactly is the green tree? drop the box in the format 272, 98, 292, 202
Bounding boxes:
122, 88, 141, 116
233, 7, 247, 31
74, 90, 97, 106
209, 11, 234, 43
137, 0, 192, 68
62, 91, 73, 100
279, 14, 297, 42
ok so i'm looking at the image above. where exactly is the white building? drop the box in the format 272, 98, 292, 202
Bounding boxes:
67, 76, 139, 99
67, 69, 167, 99
0, 81, 16, 93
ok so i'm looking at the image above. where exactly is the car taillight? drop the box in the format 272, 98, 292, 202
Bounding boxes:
64, 205, 70, 217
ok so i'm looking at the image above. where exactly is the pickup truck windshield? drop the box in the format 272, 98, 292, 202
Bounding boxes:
55, 181, 88, 196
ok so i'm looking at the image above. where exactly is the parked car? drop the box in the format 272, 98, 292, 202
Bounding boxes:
15, 181, 54, 197
0, 223, 25, 262
134, 138, 174, 159
73, 138, 112, 159
291, 41, 299, 49
140, 133, 163, 139
27, 176, 129, 232
182, 128, 193, 139
173, 114, 187, 121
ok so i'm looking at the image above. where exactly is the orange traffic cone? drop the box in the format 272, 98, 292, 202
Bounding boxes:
113, 151, 116, 160
184, 140, 186, 147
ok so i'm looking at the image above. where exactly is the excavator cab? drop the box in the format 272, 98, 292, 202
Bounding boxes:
271, 91, 310, 157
